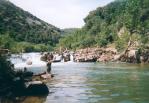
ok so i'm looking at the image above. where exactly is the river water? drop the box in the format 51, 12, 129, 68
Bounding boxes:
3, 53, 149, 103
18, 62, 149, 103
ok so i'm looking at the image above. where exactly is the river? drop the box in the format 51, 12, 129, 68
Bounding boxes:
19, 62, 149, 103
3, 54, 149, 103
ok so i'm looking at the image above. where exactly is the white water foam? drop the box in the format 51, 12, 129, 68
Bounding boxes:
11, 53, 47, 74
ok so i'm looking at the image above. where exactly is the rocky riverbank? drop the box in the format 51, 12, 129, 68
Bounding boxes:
74, 47, 117, 62
73, 47, 149, 63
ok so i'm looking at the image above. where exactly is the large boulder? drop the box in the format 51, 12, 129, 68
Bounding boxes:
26, 81, 49, 95
116, 49, 141, 63
126, 49, 140, 63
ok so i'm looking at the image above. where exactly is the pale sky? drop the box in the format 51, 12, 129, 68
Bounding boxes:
9, 0, 114, 29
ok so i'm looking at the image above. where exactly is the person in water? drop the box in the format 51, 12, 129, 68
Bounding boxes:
24, 67, 27, 72
47, 53, 53, 73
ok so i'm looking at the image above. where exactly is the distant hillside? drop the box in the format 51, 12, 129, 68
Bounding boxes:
0, 0, 61, 45
58, 0, 149, 51
61, 28, 79, 36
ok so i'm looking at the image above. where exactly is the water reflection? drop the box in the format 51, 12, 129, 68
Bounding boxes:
0, 96, 47, 103
22, 96, 47, 103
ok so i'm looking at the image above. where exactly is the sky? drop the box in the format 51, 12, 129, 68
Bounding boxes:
9, 0, 114, 29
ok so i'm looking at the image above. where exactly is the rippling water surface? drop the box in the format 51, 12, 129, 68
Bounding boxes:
22, 62, 149, 103
5, 61, 149, 103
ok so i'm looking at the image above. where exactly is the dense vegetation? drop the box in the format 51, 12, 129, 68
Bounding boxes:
1, 0, 149, 52
0, 0, 61, 52
0, 53, 15, 95
0, 54, 15, 81
58, 0, 149, 51
0, 34, 50, 53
